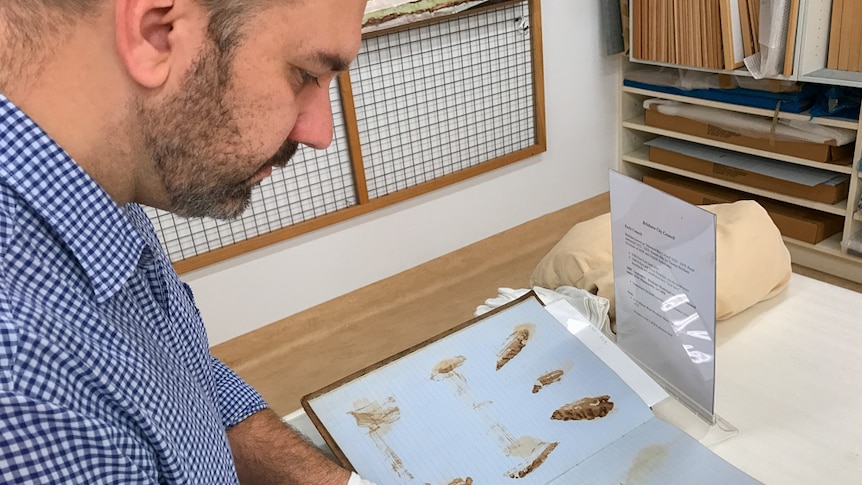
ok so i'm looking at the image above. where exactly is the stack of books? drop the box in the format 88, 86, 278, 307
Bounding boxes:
631, 0, 762, 70
827, 0, 862, 72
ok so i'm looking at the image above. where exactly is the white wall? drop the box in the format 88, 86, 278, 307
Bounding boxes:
187, 0, 622, 346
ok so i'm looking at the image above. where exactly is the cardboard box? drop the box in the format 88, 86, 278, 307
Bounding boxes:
642, 173, 844, 244
645, 107, 854, 164
717, 74, 802, 93
648, 145, 850, 204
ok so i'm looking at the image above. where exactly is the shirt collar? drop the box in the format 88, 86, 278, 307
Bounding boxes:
0, 94, 146, 303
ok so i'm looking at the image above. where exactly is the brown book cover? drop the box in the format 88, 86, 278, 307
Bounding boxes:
632, 0, 643, 59
783, 0, 800, 76
827, 0, 844, 69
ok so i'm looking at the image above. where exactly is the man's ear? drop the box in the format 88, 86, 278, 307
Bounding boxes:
115, 0, 182, 89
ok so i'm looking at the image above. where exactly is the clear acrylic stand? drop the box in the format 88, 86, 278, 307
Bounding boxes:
651, 394, 739, 448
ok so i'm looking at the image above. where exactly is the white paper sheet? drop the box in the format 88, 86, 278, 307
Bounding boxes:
610, 171, 718, 421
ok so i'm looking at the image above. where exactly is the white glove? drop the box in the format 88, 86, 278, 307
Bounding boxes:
347, 472, 378, 485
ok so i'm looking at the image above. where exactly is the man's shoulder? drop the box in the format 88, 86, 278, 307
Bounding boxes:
0, 179, 88, 329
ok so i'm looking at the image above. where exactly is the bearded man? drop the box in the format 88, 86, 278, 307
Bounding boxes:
0, 0, 375, 483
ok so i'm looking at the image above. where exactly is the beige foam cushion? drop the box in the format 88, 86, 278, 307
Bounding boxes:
530, 200, 791, 322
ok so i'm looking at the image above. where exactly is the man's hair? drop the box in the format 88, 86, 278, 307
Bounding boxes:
0, 0, 263, 88
1, 0, 258, 50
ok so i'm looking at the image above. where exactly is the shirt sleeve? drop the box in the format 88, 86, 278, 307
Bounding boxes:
211, 357, 268, 430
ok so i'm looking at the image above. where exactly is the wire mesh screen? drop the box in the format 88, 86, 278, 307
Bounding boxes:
145, 79, 356, 263
143, 0, 542, 269
351, 0, 535, 199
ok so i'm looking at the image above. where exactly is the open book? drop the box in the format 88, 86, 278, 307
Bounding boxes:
301, 293, 759, 484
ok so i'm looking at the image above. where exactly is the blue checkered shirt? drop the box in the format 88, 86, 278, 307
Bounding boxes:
0, 95, 268, 483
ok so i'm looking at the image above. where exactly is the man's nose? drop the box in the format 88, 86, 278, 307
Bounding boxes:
289, 83, 335, 150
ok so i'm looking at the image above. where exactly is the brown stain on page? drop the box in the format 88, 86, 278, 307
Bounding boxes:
347, 398, 401, 434
507, 441, 559, 479
625, 445, 668, 483
448, 479, 473, 485
532, 369, 565, 393
424, 478, 473, 485
551, 395, 614, 421
429, 355, 558, 478
433, 356, 466, 375
431, 355, 468, 396
496, 323, 535, 370
348, 398, 413, 479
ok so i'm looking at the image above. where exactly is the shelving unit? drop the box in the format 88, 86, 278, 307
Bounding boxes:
796, 0, 862, 88
620, 81, 862, 283
620, 0, 862, 283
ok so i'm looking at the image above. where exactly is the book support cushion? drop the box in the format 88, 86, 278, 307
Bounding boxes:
530, 200, 791, 328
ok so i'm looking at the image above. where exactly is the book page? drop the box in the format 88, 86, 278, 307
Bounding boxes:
305, 297, 655, 483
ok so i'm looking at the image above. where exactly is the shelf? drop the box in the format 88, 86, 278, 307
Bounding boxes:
784, 233, 852, 259
621, 148, 848, 216
622, 86, 859, 130
799, 69, 862, 89
785, 238, 862, 285
622, 116, 855, 174
628, 57, 796, 82
622, 0, 862, 284
797, 0, 862, 89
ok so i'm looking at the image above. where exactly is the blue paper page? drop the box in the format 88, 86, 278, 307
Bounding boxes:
307, 298, 656, 483
305, 296, 758, 484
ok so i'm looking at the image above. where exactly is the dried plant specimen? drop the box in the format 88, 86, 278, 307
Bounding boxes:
348, 398, 413, 479
431, 356, 469, 396
551, 395, 614, 421
507, 441, 559, 479
448, 478, 473, 485
532, 369, 565, 393
424, 478, 473, 485
496, 324, 533, 370
432, 356, 466, 375
430, 355, 557, 479
348, 399, 401, 433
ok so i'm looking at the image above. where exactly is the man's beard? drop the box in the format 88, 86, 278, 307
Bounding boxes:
137, 42, 298, 220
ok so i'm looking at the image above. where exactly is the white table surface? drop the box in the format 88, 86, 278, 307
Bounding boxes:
285, 273, 862, 484
695, 273, 862, 484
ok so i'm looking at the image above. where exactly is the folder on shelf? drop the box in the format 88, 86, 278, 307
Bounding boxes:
719, 0, 746, 69
645, 137, 850, 205
632, 0, 642, 59
782, 0, 799, 76
642, 101, 856, 163
642, 173, 844, 245
646, 137, 845, 187
739, 0, 754, 57
833, 0, 862, 72
827, 0, 844, 70
748, 0, 760, 52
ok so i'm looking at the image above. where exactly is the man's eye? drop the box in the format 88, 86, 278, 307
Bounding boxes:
300, 70, 321, 88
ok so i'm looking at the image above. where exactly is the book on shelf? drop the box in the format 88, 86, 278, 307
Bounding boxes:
828, 0, 862, 72
631, 0, 805, 75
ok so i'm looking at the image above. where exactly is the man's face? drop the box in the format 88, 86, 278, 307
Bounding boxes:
138, 0, 365, 219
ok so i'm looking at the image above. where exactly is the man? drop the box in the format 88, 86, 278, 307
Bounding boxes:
0, 0, 375, 483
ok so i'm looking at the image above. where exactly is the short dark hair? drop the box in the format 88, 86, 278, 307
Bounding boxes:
0, 0, 265, 89
1, 0, 260, 50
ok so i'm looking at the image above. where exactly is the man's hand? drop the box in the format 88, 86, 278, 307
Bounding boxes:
227, 408, 351, 485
